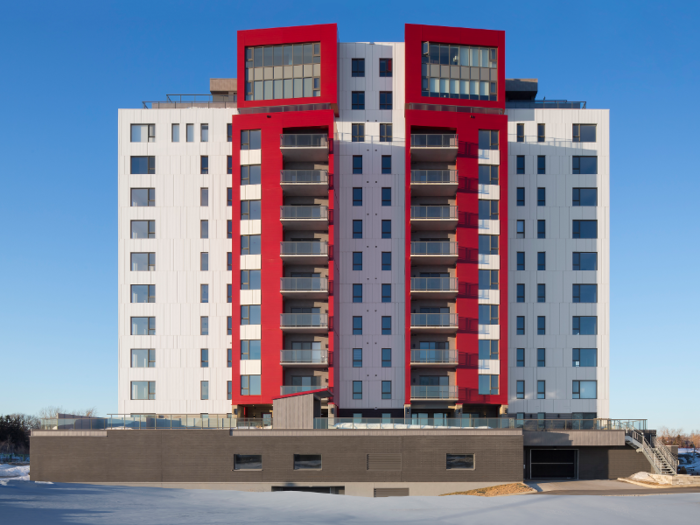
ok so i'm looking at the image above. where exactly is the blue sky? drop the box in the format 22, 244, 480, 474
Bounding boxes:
0, 0, 698, 429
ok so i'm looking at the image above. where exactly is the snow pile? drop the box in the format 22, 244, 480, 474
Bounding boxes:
678, 449, 700, 475
0, 464, 30, 484
628, 471, 653, 482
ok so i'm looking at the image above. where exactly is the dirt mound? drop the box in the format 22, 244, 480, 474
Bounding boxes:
441, 483, 536, 497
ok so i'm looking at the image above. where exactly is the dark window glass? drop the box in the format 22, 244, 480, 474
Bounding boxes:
353, 348, 362, 368
537, 188, 546, 206
517, 316, 525, 335
352, 252, 362, 271
537, 252, 546, 271
227, 123, 232, 142
227, 155, 232, 174
381, 316, 391, 335
516, 220, 524, 239
200, 155, 208, 174
573, 284, 597, 303
516, 155, 525, 174
517, 187, 525, 206
480, 235, 499, 255
353, 187, 362, 206
379, 91, 392, 110
227, 252, 232, 271
573, 316, 597, 335
572, 156, 598, 174
130, 156, 155, 174
353, 283, 363, 303
381, 380, 392, 399
573, 188, 597, 206
516, 380, 524, 399
517, 284, 525, 303
380, 123, 392, 142
537, 380, 546, 398
573, 220, 597, 239
446, 453, 474, 469
516, 123, 524, 142
352, 155, 363, 174
573, 252, 597, 270
234, 454, 261, 470
573, 348, 597, 367
352, 123, 365, 142
478, 165, 498, 185
352, 316, 362, 335
227, 187, 233, 206
382, 284, 391, 303
478, 130, 498, 150
538, 284, 546, 303
353, 220, 362, 239
381, 220, 391, 239
537, 316, 546, 335
227, 220, 232, 239
516, 348, 524, 367
379, 58, 392, 77
537, 220, 546, 239
517, 252, 525, 271
537, 124, 545, 142
537, 156, 546, 174
240, 165, 261, 185
353, 381, 362, 399
352, 91, 365, 110
538, 348, 546, 367
227, 348, 232, 368
352, 58, 365, 77
381, 252, 391, 271
293, 454, 322, 470
381, 187, 391, 206
381, 155, 391, 174
381, 348, 391, 367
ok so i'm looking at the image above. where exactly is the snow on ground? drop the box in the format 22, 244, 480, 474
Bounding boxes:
0, 464, 29, 482
1, 480, 699, 524
678, 449, 700, 475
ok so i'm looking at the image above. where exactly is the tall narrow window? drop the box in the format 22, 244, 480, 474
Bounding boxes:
200, 220, 208, 239
516, 380, 525, 399
537, 220, 546, 239
537, 156, 546, 174
381, 284, 391, 303
200, 188, 209, 207
200, 124, 209, 142
352, 123, 365, 142
381, 252, 391, 271
352, 155, 363, 174
537, 380, 546, 399
381, 220, 391, 239
381, 381, 392, 399
537, 187, 546, 206
516, 123, 524, 142
381, 348, 391, 367
537, 252, 546, 271
227, 252, 232, 271
537, 348, 546, 367
227, 123, 232, 142
352, 316, 362, 335
517, 316, 525, 335
353, 381, 362, 400
380, 123, 392, 142
353, 252, 362, 270
381, 155, 391, 174
171, 123, 180, 142
517, 187, 525, 206
227, 348, 232, 368
353, 284, 363, 303
381, 316, 391, 335
200, 156, 208, 174
200, 252, 208, 271
517, 252, 525, 271
353, 348, 362, 368
352, 91, 365, 110
353, 220, 363, 239
201, 381, 209, 400
200, 349, 209, 368
537, 124, 545, 142
516, 348, 525, 367
353, 187, 362, 206
516, 220, 525, 239
537, 284, 546, 303
227, 188, 232, 206
200, 316, 209, 335
381, 188, 391, 206
517, 284, 525, 303
200, 284, 209, 303
516, 155, 525, 174
227, 156, 232, 175
537, 316, 546, 335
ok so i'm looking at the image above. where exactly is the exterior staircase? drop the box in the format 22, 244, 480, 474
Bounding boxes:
625, 429, 678, 475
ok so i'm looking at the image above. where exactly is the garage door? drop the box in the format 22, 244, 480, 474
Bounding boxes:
530, 449, 577, 479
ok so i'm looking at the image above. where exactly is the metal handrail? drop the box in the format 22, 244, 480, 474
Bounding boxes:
653, 436, 679, 473
38, 416, 270, 431
506, 100, 586, 109
410, 349, 457, 364
411, 242, 458, 256
410, 277, 458, 292
411, 170, 458, 184
280, 277, 328, 292
315, 417, 513, 429
280, 170, 329, 184
410, 313, 458, 327
280, 206, 328, 220
410, 385, 458, 399
142, 93, 237, 109
280, 134, 328, 148
410, 134, 458, 147
280, 313, 328, 328
410, 206, 458, 220
280, 349, 329, 364
280, 241, 328, 256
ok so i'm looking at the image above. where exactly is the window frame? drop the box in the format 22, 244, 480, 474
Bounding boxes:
351, 91, 365, 110
379, 91, 393, 110
379, 58, 392, 77
351, 58, 365, 77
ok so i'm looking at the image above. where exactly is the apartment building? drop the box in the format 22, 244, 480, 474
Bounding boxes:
117, 23, 608, 423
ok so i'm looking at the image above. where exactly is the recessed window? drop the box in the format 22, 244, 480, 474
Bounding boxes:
516, 220, 525, 239
573, 252, 597, 270
200, 123, 209, 142
478, 130, 498, 150
186, 124, 194, 142
479, 200, 498, 220
537, 284, 546, 303
479, 165, 499, 185
131, 381, 155, 400
171, 124, 180, 142
353, 187, 362, 206
131, 124, 156, 143
200, 316, 209, 335
516, 348, 524, 367
200, 188, 209, 207
240, 305, 261, 325
353, 220, 363, 239
479, 374, 499, 395
353, 283, 363, 303
381, 348, 392, 368
479, 269, 498, 290
516, 252, 525, 271
241, 165, 261, 185
379, 58, 392, 77
380, 123, 392, 142
479, 304, 498, 325
227, 284, 232, 304
240, 340, 261, 360
241, 200, 262, 220
381, 284, 391, 303
516, 283, 525, 303
200, 348, 209, 368
381, 155, 391, 174
227, 317, 232, 335
573, 220, 597, 239
352, 155, 363, 174
516, 380, 525, 399
572, 156, 598, 174
573, 348, 597, 367
352, 91, 365, 110
131, 349, 155, 368
240, 375, 261, 396
227, 155, 232, 175
200, 220, 208, 239
537, 124, 545, 142
516, 316, 525, 335
241, 270, 261, 290
516, 187, 525, 206
353, 381, 362, 400
537, 316, 546, 335
573, 316, 597, 335
573, 124, 596, 142
240, 130, 261, 150
131, 188, 155, 207
353, 348, 362, 368
234, 455, 262, 470
200, 381, 209, 400
537, 252, 546, 271
241, 235, 261, 255
573, 188, 597, 206
381, 316, 392, 335
537, 348, 546, 367
353, 252, 362, 270
381, 220, 391, 239
446, 452, 475, 470
382, 380, 392, 399
227, 123, 232, 143
201, 252, 209, 271
537, 188, 546, 206
131, 317, 155, 335
537, 220, 546, 239
227, 252, 232, 271
229, 221, 235, 239
379, 91, 392, 110
537, 156, 546, 174
227, 348, 232, 368
200, 156, 209, 174
352, 123, 365, 142
573, 380, 597, 399
478, 340, 498, 359
131, 253, 155, 271
537, 380, 546, 399
352, 58, 365, 77
294, 454, 322, 470
516, 123, 524, 142
130, 156, 155, 175
131, 284, 155, 303
573, 284, 597, 303
381, 252, 391, 271
353, 316, 362, 335
381, 187, 391, 206
516, 155, 525, 174
480, 235, 498, 255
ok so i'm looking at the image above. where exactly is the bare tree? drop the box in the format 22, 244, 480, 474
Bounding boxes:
38, 406, 65, 419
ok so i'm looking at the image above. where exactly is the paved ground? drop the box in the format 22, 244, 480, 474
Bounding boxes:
526, 479, 700, 496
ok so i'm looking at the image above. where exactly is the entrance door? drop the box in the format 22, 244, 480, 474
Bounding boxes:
530, 449, 578, 479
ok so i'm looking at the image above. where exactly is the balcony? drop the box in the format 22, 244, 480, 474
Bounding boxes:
280, 170, 329, 196
410, 206, 458, 230
410, 385, 458, 400
410, 134, 458, 162
280, 277, 329, 299
410, 170, 458, 196
280, 241, 328, 265
410, 277, 458, 299
280, 349, 329, 367
280, 313, 329, 333
280, 134, 329, 162
410, 242, 458, 265
280, 384, 323, 396
410, 350, 458, 367
410, 313, 458, 333
280, 206, 328, 230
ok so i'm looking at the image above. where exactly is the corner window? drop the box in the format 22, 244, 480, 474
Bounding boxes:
573, 124, 596, 143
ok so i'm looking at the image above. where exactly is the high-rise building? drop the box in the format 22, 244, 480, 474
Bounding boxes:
117, 23, 608, 423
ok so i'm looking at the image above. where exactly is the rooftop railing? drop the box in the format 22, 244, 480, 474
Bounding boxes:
410, 206, 458, 220
38, 416, 270, 431
313, 418, 646, 430
411, 242, 458, 256
518, 419, 647, 431
142, 94, 237, 109
506, 100, 586, 109
280, 241, 328, 256
410, 134, 458, 148
280, 170, 329, 184
280, 134, 328, 148
411, 170, 458, 184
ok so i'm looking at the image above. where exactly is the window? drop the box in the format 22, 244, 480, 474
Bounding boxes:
199, 155, 208, 175
352, 316, 362, 335
479, 269, 498, 290
131, 381, 155, 400
240, 130, 261, 150
537, 284, 546, 303
537, 124, 545, 142
200, 316, 209, 335
537, 252, 546, 271
131, 285, 155, 303
537, 156, 546, 174
227, 381, 232, 400
537, 380, 546, 399
351, 91, 365, 110
241, 306, 261, 325
352, 155, 363, 174
380, 123, 392, 142
573, 188, 597, 206
198, 380, 208, 400
516, 284, 525, 303
573, 380, 597, 399
200, 252, 209, 271
227, 187, 233, 206
479, 340, 498, 359
245, 44, 320, 100
240, 375, 261, 396
446, 454, 474, 470
479, 304, 498, 325
537, 348, 546, 367
131, 349, 155, 368
478, 130, 498, 150
352, 58, 365, 77
200, 348, 209, 368
234, 454, 261, 470
479, 165, 499, 185
381, 252, 391, 271
186, 124, 194, 142
379, 58, 392, 77
227, 123, 232, 142
376, 380, 390, 401
353, 381, 362, 399
352, 252, 362, 270
200, 220, 208, 239
479, 200, 498, 220
421, 42, 497, 99
131, 188, 155, 207
241, 200, 261, 220
381, 187, 391, 206
516, 380, 525, 399
228, 221, 234, 239
381, 220, 391, 239
516, 220, 525, 239
537, 220, 546, 239
240, 270, 261, 290
381, 284, 391, 303
353, 220, 362, 239
537, 316, 546, 335
516, 187, 525, 206
573, 284, 597, 303
227, 348, 232, 368
352, 283, 363, 303
352, 123, 365, 142
379, 91, 392, 110
240, 235, 261, 255
227, 252, 232, 271
225, 280, 231, 302
573, 348, 597, 367
381, 316, 392, 335
131, 253, 155, 271
171, 123, 180, 142
225, 156, 233, 176
516, 348, 524, 367
131, 317, 155, 335
241, 165, 261, 185
130, 156, 155, 174
516, 252, 525, 271
537, 188, 546, 206
480, 235, 498, 255
573, 252, 597, 270
197, 123, 208, 142
573, 124, 596, 143
200, 188, 209, 207
352, 187, 362, 206
240, 340, 261, 360
573, 220, 597, 239
516, 155, 525, 174
516, 123, 524, 142
479, 374, 499, 395
573, 316, 597, 335
381, 155, 391, 174
227, 317, 232, 335
294, 454, 321, 470
381, 348, 391, 368
572, 156, 598, 174
516, 316, 525, 335
353, 348, 362, 368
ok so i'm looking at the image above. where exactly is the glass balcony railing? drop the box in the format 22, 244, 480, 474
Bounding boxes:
280, 206, 328, 220
411, 170, 458, 184
280, 313, 328, 328
281, 384, 323, 395
410, 206, 458, 220
410, 277, 458, 292
280, 134, 328, 148
314, 417, 516, 430
280, 350, 329, 365
39, 416, 271, 430
410, 134, 457, 148
280, 277, 328, 292
280, 170, 329, 184
411, 349, 458, 364
410, 242, 458, 256
280, 241, 328, 256
410, 313, 458, 328
410, 385, 458, 399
